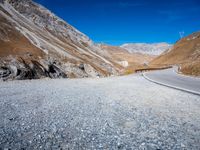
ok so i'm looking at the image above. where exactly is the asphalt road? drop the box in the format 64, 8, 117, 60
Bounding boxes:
143, 67, 200, 95
0, 75, 200, 149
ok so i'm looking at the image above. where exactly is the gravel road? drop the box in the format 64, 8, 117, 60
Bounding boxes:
0, 74, 200, 149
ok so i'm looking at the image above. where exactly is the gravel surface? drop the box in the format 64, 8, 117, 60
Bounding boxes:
0, 74, 200, 149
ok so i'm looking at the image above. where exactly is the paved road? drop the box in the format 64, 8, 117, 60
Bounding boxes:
143, 67, 200, 95
0, 75, 200, 149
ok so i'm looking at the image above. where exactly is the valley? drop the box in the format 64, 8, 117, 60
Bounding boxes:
0, 0, 200, 149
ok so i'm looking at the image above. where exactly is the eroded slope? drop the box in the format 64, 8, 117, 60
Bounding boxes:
0, 0, 120, 80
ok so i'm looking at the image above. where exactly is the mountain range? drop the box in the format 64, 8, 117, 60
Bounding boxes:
121, 43, 172, 56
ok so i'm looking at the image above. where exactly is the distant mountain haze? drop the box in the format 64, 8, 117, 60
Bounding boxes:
121, 43, 172, 55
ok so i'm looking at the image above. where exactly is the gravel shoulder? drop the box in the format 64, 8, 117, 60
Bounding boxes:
0, 74, 200, 149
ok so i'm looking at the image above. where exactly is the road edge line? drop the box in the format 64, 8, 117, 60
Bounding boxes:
142, 72, 200, 96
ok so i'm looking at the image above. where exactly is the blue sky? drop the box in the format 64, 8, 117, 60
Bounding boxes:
35, 0, 200, 45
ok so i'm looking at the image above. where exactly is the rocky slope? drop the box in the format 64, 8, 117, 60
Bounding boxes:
121, 43, 172, 56
0, 0, 121, 80
151, 32, 200, 76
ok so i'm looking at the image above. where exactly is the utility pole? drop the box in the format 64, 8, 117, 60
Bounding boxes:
179, 31, 184, 39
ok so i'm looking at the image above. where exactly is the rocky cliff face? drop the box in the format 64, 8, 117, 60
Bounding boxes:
0, 0, 119, 80
121, 43, 172, 56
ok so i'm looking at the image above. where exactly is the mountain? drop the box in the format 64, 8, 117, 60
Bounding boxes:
151, 32, 200, 76
0, 0, 121, 80
121, 43, 172, 56
99, 44, 154, 74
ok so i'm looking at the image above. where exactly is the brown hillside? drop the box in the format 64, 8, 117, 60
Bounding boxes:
151, 31, 200, 76
0, 13, 44, 57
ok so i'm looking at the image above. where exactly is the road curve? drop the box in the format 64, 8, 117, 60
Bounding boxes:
143, 67, 200, 95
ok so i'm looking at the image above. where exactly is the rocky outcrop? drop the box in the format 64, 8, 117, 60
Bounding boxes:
0, 58, 65, 80
0, 56, 113, 80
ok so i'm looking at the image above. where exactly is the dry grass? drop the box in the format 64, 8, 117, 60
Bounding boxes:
124, 69, 135, 75
181, 62, 200, 76
0, 15, 44, 58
